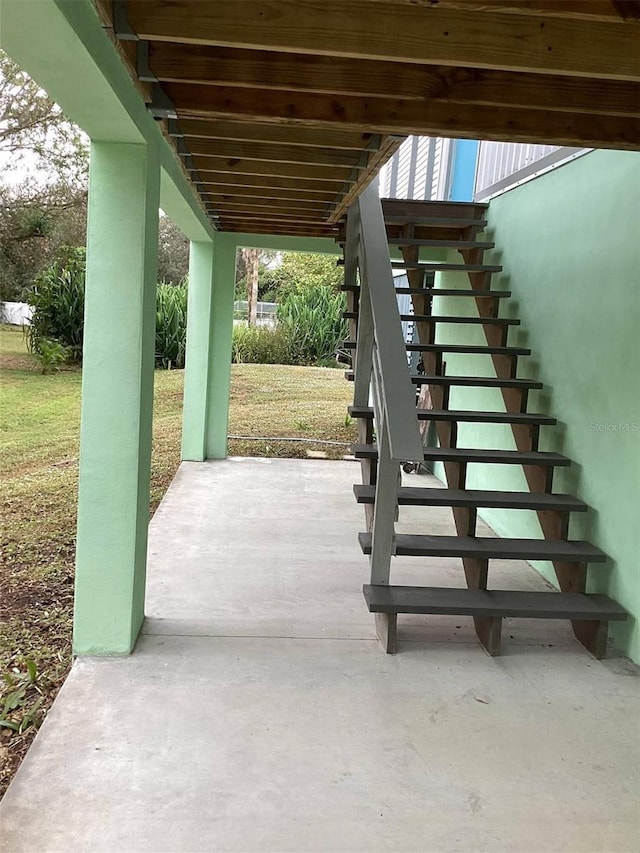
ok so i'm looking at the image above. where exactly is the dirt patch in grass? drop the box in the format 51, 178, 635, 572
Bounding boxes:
0, 327, 355, 797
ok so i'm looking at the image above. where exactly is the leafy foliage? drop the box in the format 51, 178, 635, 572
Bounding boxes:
25, 249, 190, 369
277, 285, 347, 365
157, 215, 189, 285
260, 251, 343, 300
232, 324, 290, 364
0, 51, 89, 301
26, 246, 85, 362
34, 338, 72, 374
0, 50, 87, 185
155, 280, 188, 369
0, 660, 45, 736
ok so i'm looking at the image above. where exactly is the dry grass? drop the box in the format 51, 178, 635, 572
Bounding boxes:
0, 324, 355, 797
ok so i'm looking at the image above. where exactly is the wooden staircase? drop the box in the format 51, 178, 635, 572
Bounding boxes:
341, 194, 627, 658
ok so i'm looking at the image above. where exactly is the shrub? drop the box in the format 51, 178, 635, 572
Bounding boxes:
26, 246, 85, 362
232, 324, 291, 365
26, 249, 189, 370
155, 280, 188, 369
277, 285, 347, 366
34, 339, 72, 374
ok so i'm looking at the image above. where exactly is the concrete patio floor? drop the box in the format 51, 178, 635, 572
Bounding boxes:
1, 458, 638, 852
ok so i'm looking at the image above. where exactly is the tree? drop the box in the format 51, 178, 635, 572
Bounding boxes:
260, 251, 342, 300
157, 215, 189, 284
0, 50, 89, 301
0, 181, 87, 301
242, 248, 260, 326
0, 50, 87, 186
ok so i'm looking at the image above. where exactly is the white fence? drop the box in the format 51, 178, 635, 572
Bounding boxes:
233, 300, 278, 328
1, 302, 33, 325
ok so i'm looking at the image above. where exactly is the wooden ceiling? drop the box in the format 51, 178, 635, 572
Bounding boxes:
97, 1, 640, 237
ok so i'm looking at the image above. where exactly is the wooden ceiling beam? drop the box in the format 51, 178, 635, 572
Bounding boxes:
127, 0, 640, 81
174, 116, 374, 149
197, 172, 346, 194
171, 84, 640, 151
203, 185, 337, 203
215, 210, 331, 223
192, 156, 355, 181
187, 137, 366, 168
156, 46, 639, 118
348, 2, 637, 23
212, 201, 329, 216
219, 222, 339, 236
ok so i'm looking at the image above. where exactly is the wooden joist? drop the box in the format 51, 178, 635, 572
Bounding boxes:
127, 1, 640, 81
192, 157, 354, 181
176, 117, 375, 149
162, 83, 640, 151
188, 137, 366, 168
150, 44, 640, 118
100, 0, 640, 235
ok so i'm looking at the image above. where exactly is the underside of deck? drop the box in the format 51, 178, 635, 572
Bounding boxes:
95, 0, 640, 237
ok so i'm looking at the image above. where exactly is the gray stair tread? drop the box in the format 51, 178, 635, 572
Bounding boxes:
410, 374, 542, 389
390, 261, 501, 272
344, 373, 542, 389
358, 532, 607, 562
348, 405, 556, 426
353, 484, 587, 511
351, 443, 571, 467
363, 585, 627, 620
340, 286, 511, 297
395, 287, 511, 298
387, 238, 494, 248
400, 314, 519, 326
343, 340, 531, 355
383, 217, 488, 227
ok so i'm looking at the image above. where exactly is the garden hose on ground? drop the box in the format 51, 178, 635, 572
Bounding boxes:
227, 435, 351, 447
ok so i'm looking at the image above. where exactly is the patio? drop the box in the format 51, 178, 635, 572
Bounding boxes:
1, 458, 638, 852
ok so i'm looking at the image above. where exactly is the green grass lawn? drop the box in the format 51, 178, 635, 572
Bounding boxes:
0, 324, 355, 795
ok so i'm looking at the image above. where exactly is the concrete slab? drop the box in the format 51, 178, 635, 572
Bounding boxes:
1, 459, 638, 852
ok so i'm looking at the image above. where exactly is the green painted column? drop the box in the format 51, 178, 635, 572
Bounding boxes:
73, 140, 160, 655
181, 240, 215, 461
206, 233, 238, 459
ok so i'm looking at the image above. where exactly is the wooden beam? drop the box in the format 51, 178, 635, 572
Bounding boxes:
175, 116, 374, 148
218, 213, 338, 226
192, 156, 355, 181
170, 84, 640, 150
127, 0, 640, 81
197, 172, 346, 194
329, 135, 403, 223
158, 46, 640, 118
203, 185, 337, 203
211, 202, 329, 218
187, 137, 366, 167
220, 222, 339, 236
345, 1, 637, 23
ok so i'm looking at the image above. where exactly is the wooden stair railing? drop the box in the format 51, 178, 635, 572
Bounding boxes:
341, 196, 628, 658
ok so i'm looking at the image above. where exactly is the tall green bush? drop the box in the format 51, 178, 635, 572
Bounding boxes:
26, 246, 85, 362
26, 249, 189, 369
232, 324, 290, 365
277, 285, 347, 365
155, 280, 187, 369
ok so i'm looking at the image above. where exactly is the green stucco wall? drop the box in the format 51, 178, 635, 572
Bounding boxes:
431, 150, 640, 661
